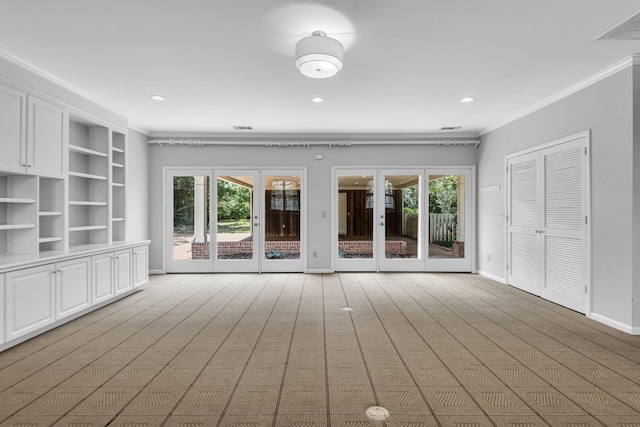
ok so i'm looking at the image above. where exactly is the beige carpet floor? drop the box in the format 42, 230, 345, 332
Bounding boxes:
1, 273, 640, 426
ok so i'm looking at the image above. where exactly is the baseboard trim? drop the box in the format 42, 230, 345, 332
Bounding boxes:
149, 269, 165, 275
589, 312, 636, 334
305, 269, 334, 274
477, 270, 507, 284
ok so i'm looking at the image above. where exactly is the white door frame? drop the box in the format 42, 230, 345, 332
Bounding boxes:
261, 169, 306, 273
333, 169, 379, 271
377, 169, 425, 272
424, 167, 475, 272
164, 168, 214, 273
163, 166, 306, 273
213, 169, 261, 273
332, 166, 475, 272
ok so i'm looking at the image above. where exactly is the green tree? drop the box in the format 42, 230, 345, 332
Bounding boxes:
217, 180, 251, 221
429, 176, 457, 213
173, 176, 195, 231
403, 185, 419, 214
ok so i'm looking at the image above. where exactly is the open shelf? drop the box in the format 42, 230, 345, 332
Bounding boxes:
38, 237, 63, 243
69, 171, 108, 180
68, 120, 111, 247
69, 225, 108, 232
1, 174, 38, 255
38, 177, 65, 252
39, 211, 62, 216
69, 201, 107, 206
0, 197, 35, 204
0, 224, 35, 230
69, 144, 108, 157
111, 130, 126, 242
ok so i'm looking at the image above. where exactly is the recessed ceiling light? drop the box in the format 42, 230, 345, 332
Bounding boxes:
312, 97, 325, 103
461, 97, 475, 103
150, 95, 166, 101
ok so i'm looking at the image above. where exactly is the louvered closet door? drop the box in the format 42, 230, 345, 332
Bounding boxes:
540, 137, 587, 313
508, 152, 542, 295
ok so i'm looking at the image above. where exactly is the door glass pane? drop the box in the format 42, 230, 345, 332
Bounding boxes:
173, 176, 210, 261
264, 176, 301, 260
216, 176, 253, 259
384, 175, 420, 259
428, 175, 465, 259
337, 175, 374, 259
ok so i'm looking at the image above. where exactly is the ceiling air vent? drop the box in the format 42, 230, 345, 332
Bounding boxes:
597, 11, 640, 40
440, 126, 462, 131
232, 125, 253, 130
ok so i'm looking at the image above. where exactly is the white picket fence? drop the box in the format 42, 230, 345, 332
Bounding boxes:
429, 213, 456, 244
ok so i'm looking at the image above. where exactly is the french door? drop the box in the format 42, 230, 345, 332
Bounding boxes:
167, 169, 213, 273
166, 168, 305, 273
334, 168, 473, 272
507, 132, 589, 313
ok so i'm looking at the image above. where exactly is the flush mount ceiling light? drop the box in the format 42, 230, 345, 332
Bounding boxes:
295, 31, 343, 78
312, 97, 325, 103
150, 95, 166, 101
461, 97, 475, 103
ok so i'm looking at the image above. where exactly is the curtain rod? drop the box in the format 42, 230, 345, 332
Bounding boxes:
148, 138, 481, 148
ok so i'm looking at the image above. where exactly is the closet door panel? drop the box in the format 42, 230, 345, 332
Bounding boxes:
540, 137, 587, 313
507, 151, 541, 295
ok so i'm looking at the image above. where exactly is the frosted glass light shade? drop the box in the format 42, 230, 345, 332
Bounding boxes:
295, 31, 343, 78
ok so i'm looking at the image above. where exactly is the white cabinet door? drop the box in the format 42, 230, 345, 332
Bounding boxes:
56, 257, 91, 319
0, 84, 27, 174
92, 252, 114, 304
114, 249, 133, 295
26, 96, 66, 178
133, 245, 148, 288
5, 264, 55, 341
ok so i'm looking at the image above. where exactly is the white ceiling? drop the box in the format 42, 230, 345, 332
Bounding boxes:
1, 0, 639, 137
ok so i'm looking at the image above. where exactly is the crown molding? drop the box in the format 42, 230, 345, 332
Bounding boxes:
480, 54, 638, 136
128, 122, 151, 136
0, 47, 131, 122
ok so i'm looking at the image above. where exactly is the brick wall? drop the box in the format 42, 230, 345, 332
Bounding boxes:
191, 240, 406, 259
338, 240, 406, 255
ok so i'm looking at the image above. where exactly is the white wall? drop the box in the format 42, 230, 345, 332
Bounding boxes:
126, 129, 150, 241
148, 143, 478, 271
633, 66, 640, 332
477, 67, 635, 329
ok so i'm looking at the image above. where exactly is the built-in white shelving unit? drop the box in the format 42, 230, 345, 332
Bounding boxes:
111, 131, 126, 242
0, 71, 147, 353
38, 177, 64, 252
68, 119, 110, 247
0, 174, 37, 255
